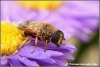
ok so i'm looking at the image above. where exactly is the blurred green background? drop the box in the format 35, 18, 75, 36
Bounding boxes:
66, 29, 99, 66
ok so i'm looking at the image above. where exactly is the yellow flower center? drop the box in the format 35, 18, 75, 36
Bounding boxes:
1, 22, 25, 56
17, 1, 62, 10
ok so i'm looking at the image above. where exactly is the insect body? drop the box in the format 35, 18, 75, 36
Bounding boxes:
18, 20, 65, 52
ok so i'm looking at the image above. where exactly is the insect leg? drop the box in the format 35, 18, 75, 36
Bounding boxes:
35, 36, 38, 45
50, 38, 51, 42
44, 40, 48, 52
32, 36, 38, 53
19, 36, 31, 48
13, 50, 18, 55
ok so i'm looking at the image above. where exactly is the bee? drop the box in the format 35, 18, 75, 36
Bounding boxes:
17, 20, 65, 52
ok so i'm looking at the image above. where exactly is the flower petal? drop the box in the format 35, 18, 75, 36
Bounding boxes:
63, 54, 75, 60
24, 39, 77, 53
18, 44, 63, 59
52, 58, 67, 66
29, 58, 57, 66
47, 44, 77, 53
1, 57, 9, 66
6, 54, 21, 59
8, 59, 25, 66
18, 57, 39, 66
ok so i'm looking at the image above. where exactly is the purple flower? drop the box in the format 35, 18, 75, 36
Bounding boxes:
1, 20, 76, 66
1, 38, 77, 66
1, 1, 99, 42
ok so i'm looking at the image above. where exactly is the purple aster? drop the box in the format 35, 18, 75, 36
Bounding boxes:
1, 1, 99, 42
1, 36, 77, 66
1, 21, 76, 66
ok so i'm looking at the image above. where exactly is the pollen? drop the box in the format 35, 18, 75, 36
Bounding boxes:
1, 22, 25, 56
17, 1, 62, 10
